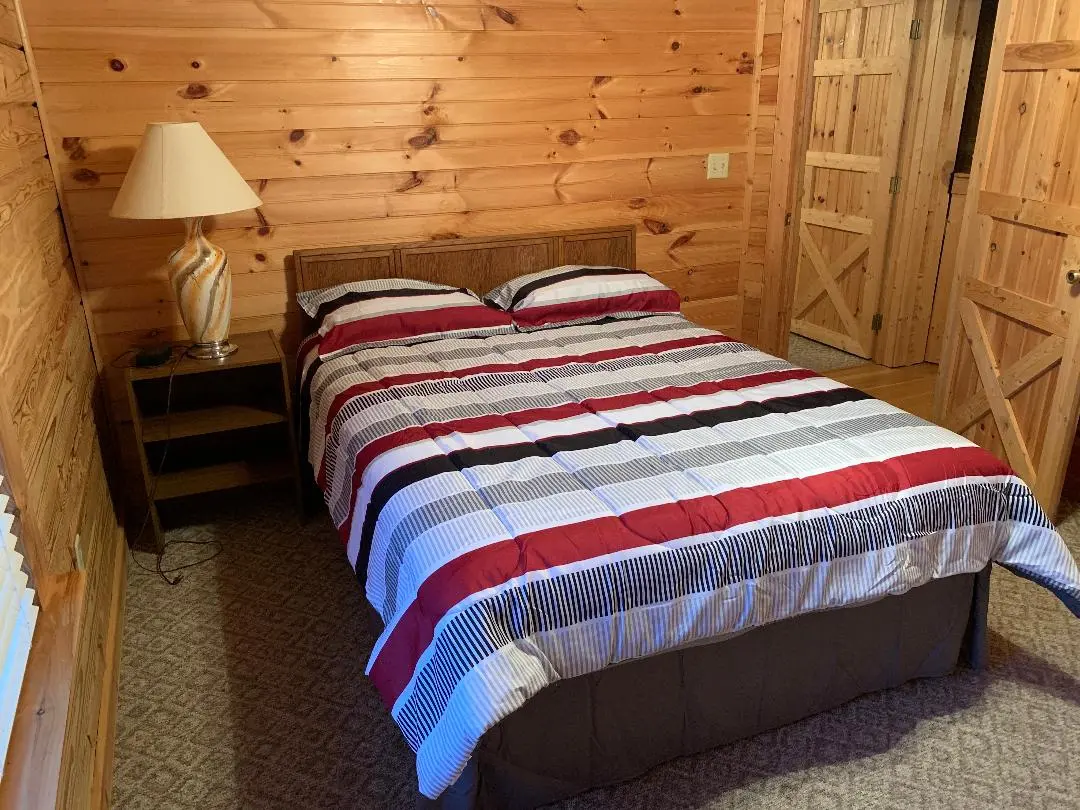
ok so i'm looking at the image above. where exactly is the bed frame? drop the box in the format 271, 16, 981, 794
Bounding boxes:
289, 227, 990, 810
291, 226, 636, 297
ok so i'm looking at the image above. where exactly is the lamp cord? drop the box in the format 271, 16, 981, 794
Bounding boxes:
128, 345, 223, 585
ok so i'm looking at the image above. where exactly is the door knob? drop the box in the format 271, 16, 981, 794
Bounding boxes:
1067, 269, 1080, 285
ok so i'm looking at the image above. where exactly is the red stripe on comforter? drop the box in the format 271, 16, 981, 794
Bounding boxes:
368, 444, 1010, 706
513, 289, 682, 328
319, 305, 513, 357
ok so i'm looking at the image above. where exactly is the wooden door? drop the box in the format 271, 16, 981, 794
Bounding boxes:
790, 0, 917, 357
934, 0, 1080, 515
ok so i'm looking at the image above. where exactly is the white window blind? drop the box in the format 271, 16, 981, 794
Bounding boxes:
0, 475, 37, 780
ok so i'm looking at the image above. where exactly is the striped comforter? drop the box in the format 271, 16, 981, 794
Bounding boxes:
299, 313, 1080, 799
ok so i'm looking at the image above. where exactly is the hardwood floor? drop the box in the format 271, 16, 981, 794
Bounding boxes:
824, 363, 939, 421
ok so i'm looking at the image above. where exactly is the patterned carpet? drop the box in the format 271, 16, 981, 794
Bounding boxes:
113, 487, 1080, 810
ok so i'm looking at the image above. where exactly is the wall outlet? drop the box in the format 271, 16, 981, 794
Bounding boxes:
707, 152, 730, 179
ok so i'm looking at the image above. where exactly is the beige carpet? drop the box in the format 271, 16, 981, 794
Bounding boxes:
787, 335, 866, 373
113, 489, 1080, 810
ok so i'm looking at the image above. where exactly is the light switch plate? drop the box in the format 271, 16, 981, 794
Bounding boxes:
707, 152, 730, 179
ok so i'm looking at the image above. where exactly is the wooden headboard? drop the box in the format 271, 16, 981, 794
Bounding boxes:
291, 226, 636, 295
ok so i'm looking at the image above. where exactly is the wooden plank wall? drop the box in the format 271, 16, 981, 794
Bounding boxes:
19, 0, 794, 408
0, 1, 125, 807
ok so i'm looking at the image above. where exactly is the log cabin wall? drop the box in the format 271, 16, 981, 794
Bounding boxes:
18, 0, 802, 422
0, 0, 125, 806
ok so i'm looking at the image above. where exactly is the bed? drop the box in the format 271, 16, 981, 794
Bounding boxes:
290, 227, 1080, 809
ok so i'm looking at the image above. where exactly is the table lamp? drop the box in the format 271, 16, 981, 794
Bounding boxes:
111, 122, 262, 359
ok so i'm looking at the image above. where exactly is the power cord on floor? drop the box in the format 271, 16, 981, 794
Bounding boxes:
129, 344, 224, 585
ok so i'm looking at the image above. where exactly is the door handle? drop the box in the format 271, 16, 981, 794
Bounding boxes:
1067, 269, 1080, 285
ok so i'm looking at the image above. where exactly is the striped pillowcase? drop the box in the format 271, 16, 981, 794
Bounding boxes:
297, 279, 514, 359
484, 265, 681, 331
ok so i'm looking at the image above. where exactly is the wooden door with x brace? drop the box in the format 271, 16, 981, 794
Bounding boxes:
934, 0, 1080, 516
790, 0, 916, 358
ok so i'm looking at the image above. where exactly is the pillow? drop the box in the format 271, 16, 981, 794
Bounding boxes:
297, 278, 462, 318
484, 265, 681, 331
298, 279, 514, 358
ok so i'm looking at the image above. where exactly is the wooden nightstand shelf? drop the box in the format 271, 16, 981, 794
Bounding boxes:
125, 331, 301, 545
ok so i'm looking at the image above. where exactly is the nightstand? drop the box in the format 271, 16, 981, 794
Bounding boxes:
125, 330, 301, 545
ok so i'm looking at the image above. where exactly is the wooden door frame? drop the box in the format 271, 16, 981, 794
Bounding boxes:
875, 0, 981, 366
761, 0, 979, 364
757, 0, 820, 359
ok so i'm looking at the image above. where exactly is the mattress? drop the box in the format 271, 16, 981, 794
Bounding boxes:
298, 313, 1080, 799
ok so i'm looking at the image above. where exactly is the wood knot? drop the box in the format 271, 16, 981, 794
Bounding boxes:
644, 218, 672, 235
422, 105, 437, 116
628, 197, 648, 209
254, 252, 267, 262
190, 60, 202, 69
257, 226, 271, 236
108, 58, 125, 72
294, 159, 302, 166
408, 127, 438, 150
736, 56, 755, 74
61, 137, 85, 159
396, 171, 424, 192
288, 129, 306, 143
179, 83, 211, 99
490, 5, 517, 24
431, 231, 463, 241
558, 129, 582, 146
669, 232, 696, 250
1018, 101, 1028, 115
671, 41, 681, 51
592, 75, 612, 88
691, 85, 711, 95
72, 168, 99, 184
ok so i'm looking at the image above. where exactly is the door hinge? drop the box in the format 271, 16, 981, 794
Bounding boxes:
871, 313, 884, 332
889, 175, 901, 194
910, 19, 922, 39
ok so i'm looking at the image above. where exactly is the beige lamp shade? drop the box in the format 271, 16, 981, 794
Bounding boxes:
110, 122, 261, 219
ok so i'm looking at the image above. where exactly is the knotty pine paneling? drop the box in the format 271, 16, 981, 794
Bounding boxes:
26, 1, 762, 31
0, 3, 125, 807
23, 0, 793, 418
0, 31, 120, 580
